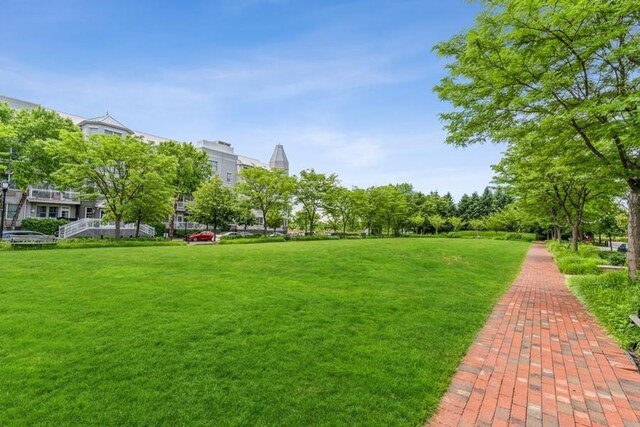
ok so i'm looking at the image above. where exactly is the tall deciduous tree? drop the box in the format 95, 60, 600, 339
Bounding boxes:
157, 141, 211, 237
493, 132, 621, 251
434, 0, 640, 277
428, 214, 446, 235
51, 132, 176, 239
294, 169, 338, 234
7, 107, 79, 228
323, 185, 361, 235
122, 169, 175, 237
236, 167, 295, 235
188, 176, 237, 235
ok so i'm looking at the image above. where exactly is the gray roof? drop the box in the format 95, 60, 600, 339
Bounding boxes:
79, 114, 133, 134
237, 155, 269, 169
269, 144, 289, 174
0, 94, 40, 110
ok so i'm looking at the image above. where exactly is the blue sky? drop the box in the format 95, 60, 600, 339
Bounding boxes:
0, 0, 504, 199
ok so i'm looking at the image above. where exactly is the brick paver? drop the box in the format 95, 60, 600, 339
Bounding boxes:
428, 243, 640, 427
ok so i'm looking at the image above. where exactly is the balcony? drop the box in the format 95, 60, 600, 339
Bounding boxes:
28, 188, 81, 204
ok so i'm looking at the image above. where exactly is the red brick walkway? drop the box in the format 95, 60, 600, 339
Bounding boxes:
428, 243, 640, 427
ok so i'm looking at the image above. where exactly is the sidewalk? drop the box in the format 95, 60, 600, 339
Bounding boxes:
428, 243, 640, 426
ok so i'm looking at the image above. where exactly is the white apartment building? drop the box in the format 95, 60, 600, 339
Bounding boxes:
0, 94, 289, 231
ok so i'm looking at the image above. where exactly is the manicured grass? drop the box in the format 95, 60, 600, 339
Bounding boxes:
0, 239, 529, 426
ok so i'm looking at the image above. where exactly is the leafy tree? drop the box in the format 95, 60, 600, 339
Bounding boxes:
122, 171, 175, 237
294, 169, 338, 234
266, 209, 285, 233
364, 185, 408, 236
408, 213, 425, 234
236, 167, 295, 235
51, 132, 176, 239
188, 176, 237, 236
427, 214, 446, 235
493, 134, 620, 250
7, 107, 79, 228
0, 103, 16, 173
233, 200, 257, 231
324, 186, 361, 235
434, 0, 640, 277
157, 141, 211, 237
449, 217, 464, 232
468, 218, 486, 239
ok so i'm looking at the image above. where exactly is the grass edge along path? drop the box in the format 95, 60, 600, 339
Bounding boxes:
0, 239, 529, 426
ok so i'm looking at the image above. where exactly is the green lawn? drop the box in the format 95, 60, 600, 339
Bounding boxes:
0, 239, 529, 426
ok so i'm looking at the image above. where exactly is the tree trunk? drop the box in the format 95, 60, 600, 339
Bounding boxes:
115, 214, 122, 239
571, 223, 579, 252
627, 186, 640, 280
262, 209, 268, 235
168, 213, 175, 238
10, 191, 27, 229
135, 217, 141, 238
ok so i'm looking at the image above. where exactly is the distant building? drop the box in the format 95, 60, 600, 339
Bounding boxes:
0, 94, 289, 232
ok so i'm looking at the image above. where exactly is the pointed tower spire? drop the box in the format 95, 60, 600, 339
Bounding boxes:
269, 144, 289, 175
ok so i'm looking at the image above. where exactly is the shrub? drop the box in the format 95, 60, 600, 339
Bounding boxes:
20, 218, 69, 235
555, 255, 600, 275
597, 251, 627, 266
150, 222, 167, 237
291, 235, 331, 241
218, 237, 286, 245
569, 273, 640, 348
446, 232, 462, 238
504, 233, 535, 242
577, 244, 601, 258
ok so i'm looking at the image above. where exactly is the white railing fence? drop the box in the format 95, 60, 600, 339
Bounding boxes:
58, 219, 156, 239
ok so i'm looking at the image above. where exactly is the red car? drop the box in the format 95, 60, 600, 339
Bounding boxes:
186, 230, 216, 242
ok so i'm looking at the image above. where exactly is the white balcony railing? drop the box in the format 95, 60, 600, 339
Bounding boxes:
29, 188, 80, 203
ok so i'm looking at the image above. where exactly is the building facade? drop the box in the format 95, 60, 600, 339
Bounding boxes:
0, 94, 289, 231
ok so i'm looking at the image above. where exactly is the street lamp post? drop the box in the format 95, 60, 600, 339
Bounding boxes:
0, 181, 9, 241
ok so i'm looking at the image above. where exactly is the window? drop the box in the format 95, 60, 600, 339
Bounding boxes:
211, 160, 218, 172
60, 207, 70, 219
85, 207, 95, 218
177, 215, 183, 223
257, 216, 264, 225
37, 206, 47, 218
88, 127, 99, 135
104, 129, 122, 137
227, 172, 232, 183
5, 203, 17, 219
48, 206, 58, 218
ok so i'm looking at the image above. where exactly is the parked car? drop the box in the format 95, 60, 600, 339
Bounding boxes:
214, 231, 242, 242
186, 230, 216, 242
618, 243, 628, 253
239, 231, 258, 238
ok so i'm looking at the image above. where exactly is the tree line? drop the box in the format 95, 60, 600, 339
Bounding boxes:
1, 102, 526, 239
